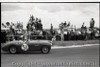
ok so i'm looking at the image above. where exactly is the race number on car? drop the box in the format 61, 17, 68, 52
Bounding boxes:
21, 43, 29, 51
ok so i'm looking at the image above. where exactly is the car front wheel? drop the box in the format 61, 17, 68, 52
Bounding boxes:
41, 46, 50, 54
9, 46, 17, 54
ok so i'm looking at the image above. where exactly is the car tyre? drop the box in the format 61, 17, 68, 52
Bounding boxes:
41, 46, 50, 54
9, 46, 17, 54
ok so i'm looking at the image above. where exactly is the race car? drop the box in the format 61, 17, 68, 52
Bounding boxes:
2, 40, 52, 54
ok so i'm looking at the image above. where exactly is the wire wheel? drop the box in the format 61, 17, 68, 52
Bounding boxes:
9, 46, 17, 54
41, 46, 49, 54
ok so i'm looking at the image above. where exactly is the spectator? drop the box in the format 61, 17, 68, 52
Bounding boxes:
50, 24, 53, 35
1, 23, 6, 28
90, 18, 95, 29
31, 15, 35, 21
38, 19, 43, 30
34, 18, 38, 30
67, 22, 70, 27
6, 22, 11, 28
81, 22, 85, 29
59, 22, 64, 30
31, 23, 35, 31
52, 36, 56, 42
64, 21, 67, 27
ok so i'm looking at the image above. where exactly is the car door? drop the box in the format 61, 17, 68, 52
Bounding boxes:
28, 40, 41, 51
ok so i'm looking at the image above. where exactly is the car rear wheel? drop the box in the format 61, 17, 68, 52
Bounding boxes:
41, 46, 50, 54
9, 46, 17, 54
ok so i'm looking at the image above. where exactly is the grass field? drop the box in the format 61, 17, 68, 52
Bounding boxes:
53, 40, 100, 46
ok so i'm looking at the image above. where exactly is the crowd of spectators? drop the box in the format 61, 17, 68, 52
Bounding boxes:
1, 17, 100, 42
1, 21, 24, 41
26, 15, 43, 32
56, 18, 100, 41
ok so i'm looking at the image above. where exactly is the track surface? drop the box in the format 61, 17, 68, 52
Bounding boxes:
1, 44, 99, 67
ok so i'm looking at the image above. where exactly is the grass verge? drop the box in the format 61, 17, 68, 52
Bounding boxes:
53, 40, 100, 46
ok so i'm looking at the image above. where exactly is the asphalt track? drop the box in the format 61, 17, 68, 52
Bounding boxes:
1, 44, 99, 67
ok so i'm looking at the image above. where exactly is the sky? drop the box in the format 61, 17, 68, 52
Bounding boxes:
1, 3, 99, 29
